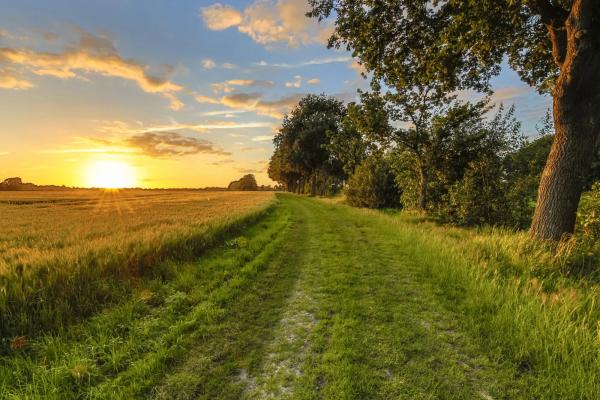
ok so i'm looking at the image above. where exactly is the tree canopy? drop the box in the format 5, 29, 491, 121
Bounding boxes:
268, 94, 346, 195
228, 174, 258, 191
309, 0, 600, 240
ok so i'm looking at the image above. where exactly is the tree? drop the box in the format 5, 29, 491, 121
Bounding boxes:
268, 94, 346, 195
228, 174, 258, 191
309, 0, 600, 240
384, 88, 492, 212
326, 96, 391, 177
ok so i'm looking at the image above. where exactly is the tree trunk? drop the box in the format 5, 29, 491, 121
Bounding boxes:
530, 2, 600, 240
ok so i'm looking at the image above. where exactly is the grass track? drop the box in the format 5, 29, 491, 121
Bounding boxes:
2, 194, 599, 398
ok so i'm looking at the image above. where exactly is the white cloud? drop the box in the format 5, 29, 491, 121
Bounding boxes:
201, 0, 332, 47
455, 86, 532, 105
222, 62, 238, 69
0, 29, 184, 110
201, 58, 217, 69
201, 4, 243, 30
285, 75, 301, 88
307, 78, 320, 85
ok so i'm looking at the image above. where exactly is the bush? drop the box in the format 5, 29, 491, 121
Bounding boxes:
438, 159, 510, 226
577, 182, 600, 240
345, 155, 400, 209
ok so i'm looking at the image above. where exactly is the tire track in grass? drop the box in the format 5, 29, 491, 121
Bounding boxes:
239, 199, 323, 399
149, 200, 313, 399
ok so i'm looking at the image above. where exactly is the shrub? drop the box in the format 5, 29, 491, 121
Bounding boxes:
438, 159, 510, 226
345, 155, 400, 209
577, 182, 600, 241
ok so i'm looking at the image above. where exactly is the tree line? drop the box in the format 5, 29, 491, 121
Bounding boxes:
269, 0, 600, 240
309, 0, 600, 241
268, 93, 593, 230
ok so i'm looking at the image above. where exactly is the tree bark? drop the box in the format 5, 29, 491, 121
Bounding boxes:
530, 0, 600, 240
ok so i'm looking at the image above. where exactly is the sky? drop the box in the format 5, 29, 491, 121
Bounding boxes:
0, 0, 552, 188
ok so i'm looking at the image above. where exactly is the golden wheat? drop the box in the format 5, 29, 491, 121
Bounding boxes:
0, 189, 275, 337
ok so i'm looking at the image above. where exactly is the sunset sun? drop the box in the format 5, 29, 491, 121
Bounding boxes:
85, 160, 137, 189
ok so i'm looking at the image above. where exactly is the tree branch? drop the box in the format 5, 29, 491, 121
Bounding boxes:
527, 0, 569, 66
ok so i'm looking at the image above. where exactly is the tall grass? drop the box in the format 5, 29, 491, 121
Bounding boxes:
0, 190, 275, 341
363, 209, 600, 398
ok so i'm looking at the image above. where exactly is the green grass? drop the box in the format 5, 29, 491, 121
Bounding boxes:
2, 193, 600, 398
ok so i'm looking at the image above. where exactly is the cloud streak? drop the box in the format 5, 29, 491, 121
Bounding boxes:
253, 56, 352, 68
48, 132, 230, 158
211, 78, 275, 93
219, 92, 304, 118
124, 132, 229, 157
193, 90, 303, 119
98, 119, 274, 134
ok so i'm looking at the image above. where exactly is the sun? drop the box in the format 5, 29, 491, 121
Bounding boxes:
85, 160, 138, 189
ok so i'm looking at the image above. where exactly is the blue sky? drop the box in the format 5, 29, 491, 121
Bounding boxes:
0, 0, 551, 187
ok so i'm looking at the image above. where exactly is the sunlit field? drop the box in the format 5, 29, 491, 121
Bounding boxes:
0, 190, 274, 338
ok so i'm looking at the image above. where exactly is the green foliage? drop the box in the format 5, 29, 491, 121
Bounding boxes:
345, 155, 400, 209
268, 94, 346, 195
577, 183, 600, 241
441, 159, 510, 226
308, 0, 558, 94
504, 135, 554, 228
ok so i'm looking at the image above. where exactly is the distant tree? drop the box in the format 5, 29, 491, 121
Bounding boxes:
228, 174, 258, 191
309, 0, 600, 240
3, 177, 22, 186
442, 159, 511, 226
326, 104, 368, 178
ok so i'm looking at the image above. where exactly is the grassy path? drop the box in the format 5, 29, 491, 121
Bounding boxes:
153, 195, 516, 399
5, 194, 597, 398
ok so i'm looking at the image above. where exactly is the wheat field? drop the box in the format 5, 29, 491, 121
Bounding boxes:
0, 190, 275, 338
